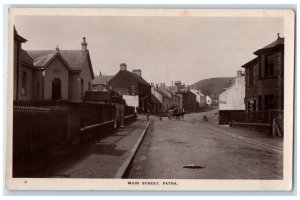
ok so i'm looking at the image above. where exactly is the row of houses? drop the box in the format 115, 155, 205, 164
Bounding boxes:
14, 27, 209, 115
219, 33, 284, 131
92, 64, 205, 114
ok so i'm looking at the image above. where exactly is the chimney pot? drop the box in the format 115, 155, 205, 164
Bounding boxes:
120, 63, 127, 71
81, 37, 87, 51
55, 45, 59, 51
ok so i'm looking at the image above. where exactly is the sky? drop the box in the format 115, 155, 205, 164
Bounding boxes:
15, 16, 283, 85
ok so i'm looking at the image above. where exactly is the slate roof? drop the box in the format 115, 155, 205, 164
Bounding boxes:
20, 49, 34, 66
151, 94, 161, 104
159, 88, 173, 98
110, 70, 150, 86
241, 57, 257, 68
92, 75, 113, 85
156, 89, 170, 99
128, 71, 150, 86
254, 37, 284, 55
26, 50, 89, 71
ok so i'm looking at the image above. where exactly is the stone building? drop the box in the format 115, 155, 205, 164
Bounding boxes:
218, 70, 245, 124
167, 81, 197, 112
107, 63, 151, 113
14, 28, 94, 102
242, 34, 284, 113
190, 89, 206, 108
151, 86, 171, 112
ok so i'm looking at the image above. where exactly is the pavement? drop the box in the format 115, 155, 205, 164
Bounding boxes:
126, 111, 283, 179
184, 109, 283, 149
49, 116, 150, 178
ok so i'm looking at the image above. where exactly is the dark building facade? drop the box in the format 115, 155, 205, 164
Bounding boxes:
176, 89, 197, 112
108, 63, 151, 113
242, 34, 284, 113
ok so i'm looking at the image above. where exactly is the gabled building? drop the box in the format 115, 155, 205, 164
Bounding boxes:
190, 89, 206, 108
154, 88, 171, 112
242, 34, 284, 113
218, 70, 245, 124
157, 85, 180, 109
150, 94, 162, 113
107, 63, 151, 113
167, 81, 197, 112
14, 29, 94, 102
92, 73, 113, 91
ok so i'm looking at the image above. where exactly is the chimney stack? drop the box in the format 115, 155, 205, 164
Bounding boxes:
55, 45, 59, 51
120, 63, 127, 71
237, 70, 242, 77
132, 69, 142, 77
159, 83, 165, 88
81, 37, 87, 51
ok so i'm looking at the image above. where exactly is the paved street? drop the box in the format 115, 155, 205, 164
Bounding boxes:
126, 111, 283, 179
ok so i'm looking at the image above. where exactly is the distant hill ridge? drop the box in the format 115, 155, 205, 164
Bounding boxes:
191, 77, 234, 96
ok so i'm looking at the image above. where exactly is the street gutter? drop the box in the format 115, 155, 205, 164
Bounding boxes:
114, 120, 152, 178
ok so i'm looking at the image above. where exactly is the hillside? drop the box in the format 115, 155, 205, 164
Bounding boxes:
191, 77, 234, 96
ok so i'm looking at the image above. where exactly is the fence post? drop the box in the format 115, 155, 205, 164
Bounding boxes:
120, 103, 125, 128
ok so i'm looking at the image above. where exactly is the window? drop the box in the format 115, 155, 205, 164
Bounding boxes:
265, 95, 275, 110
131, 85, 136, 95
21, 71, 27, 96
265, 55, 274, 77
249, 66, 254, 85
81, 79, 84, 99
258, 57, 262, 79
52, 78, 61, 100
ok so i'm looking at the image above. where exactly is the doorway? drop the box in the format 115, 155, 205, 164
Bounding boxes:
52, 78, 61, 100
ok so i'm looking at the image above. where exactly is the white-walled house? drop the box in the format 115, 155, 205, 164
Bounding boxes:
190, 89, 206, 107
218, 71, 245, 124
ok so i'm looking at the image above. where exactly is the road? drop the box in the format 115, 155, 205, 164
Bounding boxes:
126, 111, 283, 179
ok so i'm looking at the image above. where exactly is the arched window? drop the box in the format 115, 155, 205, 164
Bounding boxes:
52, 78, 61, 100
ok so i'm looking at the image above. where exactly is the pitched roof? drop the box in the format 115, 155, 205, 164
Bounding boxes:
26, 50, 89, 71
241, 57, 257, 68
20, 49, 34, 65
151, 94, 161, 104
109, 70, 150, 86
254, 37, 284, 55
14, 27, 27, 43
128, 71, 150, 86
158, 88, 172, 98
33, 52, 57, 67
156, 89, 170, 99
92, 75, 113, 85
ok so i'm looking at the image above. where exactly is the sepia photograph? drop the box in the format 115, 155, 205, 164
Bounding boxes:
6, 8, 295, 191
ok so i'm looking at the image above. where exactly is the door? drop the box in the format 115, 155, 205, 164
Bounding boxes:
52, 78, 61, 100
